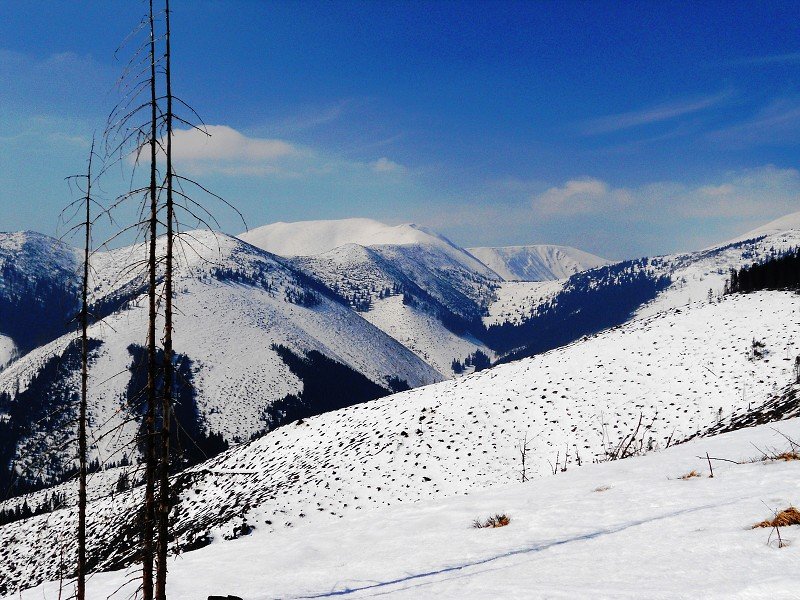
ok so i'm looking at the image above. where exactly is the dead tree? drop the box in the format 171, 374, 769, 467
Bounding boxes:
100, 4, 244, 596
156, 1, 174, 596
516, 433, 530, 483
142, 1, 159, 597
77, 140, 96, 600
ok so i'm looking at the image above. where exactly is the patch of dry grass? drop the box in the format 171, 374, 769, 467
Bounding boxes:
472, 514, 511, 529
679, 470, 701, 480
753, 507, 800, 529
773, 451, 800, 462
593, 485, 612, 492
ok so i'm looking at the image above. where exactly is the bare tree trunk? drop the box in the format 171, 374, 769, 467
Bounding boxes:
142, 2, 158, 598
77, 139, 95, 600
156, 0, 174, 596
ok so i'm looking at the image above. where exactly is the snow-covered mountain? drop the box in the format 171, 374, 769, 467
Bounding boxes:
2, 213, 799, 499
0, 230, 442, 493
290, 243, 495, 375
242, 219, 502, 375
727, 209, 800, 244
468, 244, 610, 281
241, 217, 483, 266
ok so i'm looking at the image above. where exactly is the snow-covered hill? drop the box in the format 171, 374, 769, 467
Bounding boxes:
2, 280, 799, 594
468, 244, 610, 281
14, 417, 800, 599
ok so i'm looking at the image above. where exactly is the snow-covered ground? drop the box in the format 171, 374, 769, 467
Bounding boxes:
14, 417, 800, 599
484, 280, 565, 326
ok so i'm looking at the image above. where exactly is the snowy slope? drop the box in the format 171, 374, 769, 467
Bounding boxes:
0, 231, 81, 354
726, 209, 800, 244
360, 294, 492, 375
468, 244, 610, 281
14, 418, 800, 600
2, 286, 799, 593
484, 280, 565, 327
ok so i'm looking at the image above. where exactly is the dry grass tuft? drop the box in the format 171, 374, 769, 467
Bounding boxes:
473, 514, 511, 529
679, 470, 701, 480
753, 507, 800, 529
593, 485, 612, 493
773, 451, 800, 462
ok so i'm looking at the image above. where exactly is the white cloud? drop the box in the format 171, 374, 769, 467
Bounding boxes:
139, 124, 412, 183
172, 125, 301, 162
532, 177, 631, 216
371, 157, 405, 173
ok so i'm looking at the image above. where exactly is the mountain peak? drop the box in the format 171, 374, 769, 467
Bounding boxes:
468, 244, 609, 281
239, 218, 448, 257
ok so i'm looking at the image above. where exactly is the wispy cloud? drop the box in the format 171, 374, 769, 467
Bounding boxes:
267, 99, 358, 134
729, 52, 800, 66
370, 157, 406, 174
580, 92, 730, 136
707, 97, 800, 147
0, 48, 112, 116
532, 178, 632, 216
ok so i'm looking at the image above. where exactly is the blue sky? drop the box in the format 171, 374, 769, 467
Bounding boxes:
1, 0, 799, 259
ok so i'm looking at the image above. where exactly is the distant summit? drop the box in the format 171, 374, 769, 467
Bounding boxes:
736, 210, 800, 241
239, 218, 457, 257
468, 244, 609, 281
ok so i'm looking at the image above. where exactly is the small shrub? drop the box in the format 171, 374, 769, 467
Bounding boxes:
753, 507, 800, 529
472, 514, 511, 529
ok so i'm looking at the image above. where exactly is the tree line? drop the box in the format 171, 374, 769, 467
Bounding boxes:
726, 247, 800, 294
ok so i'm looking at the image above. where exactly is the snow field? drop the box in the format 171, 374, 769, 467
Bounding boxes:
13, 417, 800, 599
